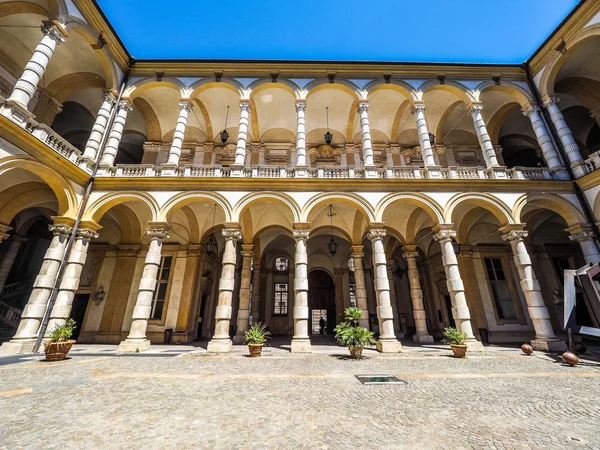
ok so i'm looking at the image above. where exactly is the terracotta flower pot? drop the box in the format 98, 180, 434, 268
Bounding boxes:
561, 351, 580, 366
521, 343, 534, 355
248, 343, 264, 358
450, 344, 468, 358
349, 346, 363, 359
44, 340, 75, 361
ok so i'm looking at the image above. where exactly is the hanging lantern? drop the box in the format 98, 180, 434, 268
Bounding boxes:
324, 107, 333, 145
220, 106, 230, 143
327, 204, 337, 256
429, 133, 436, 146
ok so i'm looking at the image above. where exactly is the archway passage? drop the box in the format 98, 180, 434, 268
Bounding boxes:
308, 269, 336, 335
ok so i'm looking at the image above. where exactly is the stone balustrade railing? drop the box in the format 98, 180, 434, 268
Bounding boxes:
31, 124, 83, 165
585, 150, 600, 172
0, 299, 22, 328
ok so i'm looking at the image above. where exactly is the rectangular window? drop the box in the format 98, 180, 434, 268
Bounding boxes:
273, 283, 288, 315
151, 256, 172, 320
485, 257, 516, 320
349, 283, 357, 307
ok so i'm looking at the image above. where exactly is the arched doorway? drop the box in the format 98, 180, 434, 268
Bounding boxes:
308, 269, 336, 334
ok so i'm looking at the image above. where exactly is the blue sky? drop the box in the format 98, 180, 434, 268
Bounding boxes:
97, 0, 580, 63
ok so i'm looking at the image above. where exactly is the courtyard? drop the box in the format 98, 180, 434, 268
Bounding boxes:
1, 342, 599, 449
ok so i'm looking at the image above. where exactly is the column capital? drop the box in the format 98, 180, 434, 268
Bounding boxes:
467, 102, 483, 114
295, 100, 306, 112
178, 99, 193, 112
0, 224, 12, 241
119, 99, 134, 112
239, 101, 251, 112
569, 231, 595, 243
402, 245, 419, 259
367, 228, 386, 241
432, 224, 457, 242
41, 20, 68, 43
522, 102, 540, 117
49, 223, 73, 237
77, 228, 99, 241
357, 101, 369, 113
411, 101, 426, 114
293, 229, 310, 241
542, 94, 560, 108
146, 222, 171, 240
499, 224, 528, 242
102, 89, 118, 105
351, 245, 364, 257
222, 227, 242, 242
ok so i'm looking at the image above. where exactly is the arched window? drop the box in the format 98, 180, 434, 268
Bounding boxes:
275, 257, 289, 272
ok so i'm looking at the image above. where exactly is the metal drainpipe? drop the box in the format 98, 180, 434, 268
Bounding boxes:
522, 62, 600, 244
33, 62, 134, 353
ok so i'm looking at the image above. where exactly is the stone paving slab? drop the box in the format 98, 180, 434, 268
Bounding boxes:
0, 346, 599, 449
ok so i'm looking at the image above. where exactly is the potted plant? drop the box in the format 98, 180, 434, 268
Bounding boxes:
244, 322, 271, 357
44, 319, 77, 361
334, 307, 376, 359
443, 327, 469, 358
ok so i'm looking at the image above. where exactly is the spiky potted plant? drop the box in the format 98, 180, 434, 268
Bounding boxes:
443, 327, 468, 358
334, 307, 376, 359
44, 319, 77, 361
244, 322, 271, 357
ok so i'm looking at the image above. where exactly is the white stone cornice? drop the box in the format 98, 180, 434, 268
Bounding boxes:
147, 227, 171, 240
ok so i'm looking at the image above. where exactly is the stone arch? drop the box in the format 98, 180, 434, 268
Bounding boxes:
158, 191, 232, 223
391, 100, 412, 143
305, 80, 360, 101
188, 78, 244, 98
84, 191, 159, 224
232, 192, 301, 223
191, 98, 213, 141
301, 192, 375, 223
418, 79, 476, 104
474, 81, 533, 107
513, 193, 586, 228
0, 156, 78, 218
0, 182, 58, 225
365, 80, 417, 103
132, 97, 160, 141
309, 224, 353, 244
375, 192, 444, 224
435, 100, 467, 143
445, 193, 515, 227
486, 102, 522, 145
47, 0, 67, 22
248, 79, 300, 98
125, 76, 187, 98
0, 1, 49, 19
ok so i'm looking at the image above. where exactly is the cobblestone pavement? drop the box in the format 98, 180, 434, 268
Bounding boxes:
1, 342, 600, 449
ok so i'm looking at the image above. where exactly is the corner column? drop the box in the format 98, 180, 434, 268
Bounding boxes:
250, 260, 261, 323
82, 91, 117, 165
166, 99, 193, 167
500, 225, 567, 351
207, 227, 242, 352
118, 223, 171, 352
412, 102, 441, 178
351, 245, 370, 329
386, 260, 403, 338
291, 224, 311, 353
358, 101, 378, 178
100, 100, 134, 168
522, 103, 568, 179
432, 224, 483, 351
469, 102, 506, 179
231, 101, 250, 177
0, 235, 26, 295
567, 225, 600, 265
294, 100, 309, 177
543, 95, 587, 178
233, 245, 254, 344
402, 246, 434, 344
367, 227, 402, 352
0, 219, 73, 355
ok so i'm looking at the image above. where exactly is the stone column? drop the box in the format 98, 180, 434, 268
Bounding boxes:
567, 226, 600, 265
522, 103, 567, 179
118, 224, 171, 353
500, 225, 567, 351
358, 101, 377, 178
412, 102, 441, 177
0, 235, 26, 295
7, 21, 67, 109
250, 260, 261, 323
233, 245, 254, 344
291, 225, 311, 353
432, 224, 483, 351
47, 227, 99, 333
207, 227, 242, 352
82, 91, 117, 164
295, 100, 309, 177
386, 260, 403, 338
231, 101, 250, 177
351, 246, 369, 328
166, 99, 193, 166
543, 95, 587, 178
402, 245, 434, 344
469, 103, 501, 169
0, 219, 73, 355
100, 100, 134, 167
367, 228, 402, 352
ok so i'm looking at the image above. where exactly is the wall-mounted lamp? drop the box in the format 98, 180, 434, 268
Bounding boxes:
93, 286, 106, 303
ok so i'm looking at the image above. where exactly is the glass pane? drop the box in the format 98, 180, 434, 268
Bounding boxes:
487, 270, 496, 281
156, 282, 168, 300
153, 300, 164, 319
493, 258, 503, 271
160, 268, 170, 281
498, 283, 516, 318
163, 256, 173, 269
485, 258, 493, 271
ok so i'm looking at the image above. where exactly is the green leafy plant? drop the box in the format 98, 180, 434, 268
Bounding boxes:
344, 306, 363, 326
443, 327, 468, 346
48, 319, 76, 343
334, 308, 375, 358
244, 322, 271, 345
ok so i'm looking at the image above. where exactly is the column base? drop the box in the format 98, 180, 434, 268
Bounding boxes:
232, 333, 246, 345
290, 338, 312, 353
207, 338, 232, 353
570, 161, 588, 179
531, 338, 567, 352
0, 339, 38, 355
229, 165, 246, 177
118, 339, 151, 353
487, 166, 509, 179
294, 166, 309, 178
465, 339, 484, 352
413, 334, 434, 345
424, 165, 443, 179
550, 166, 570, 180
376, 339, 402, 353
0, 99, 35, 127
363, 166, 378, 178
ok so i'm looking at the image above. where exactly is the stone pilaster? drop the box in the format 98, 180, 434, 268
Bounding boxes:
358, 102, 377, 178
567, 225, 600, 265
500, 225, 567, 352
166, 99, 193, 167
351, 245, 369, 328
47, 226, 99, 334
291, 224, 311, 353
367, 228, 402, 353
542, 95, 587, 178
402, 245, 434, 344
294, 101, 309, 177
432, 224, 483, 351
118, 223, 171, 352
233, 245, 254, 344
386, 260, 403, 338
231, 101, 250, 177
100, 100, 134, 167
82, 90, 117, 164
207, 227, 242, 352
250, 260, 261, 323
0, 218, 73, 355
0, 235, 26, 295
